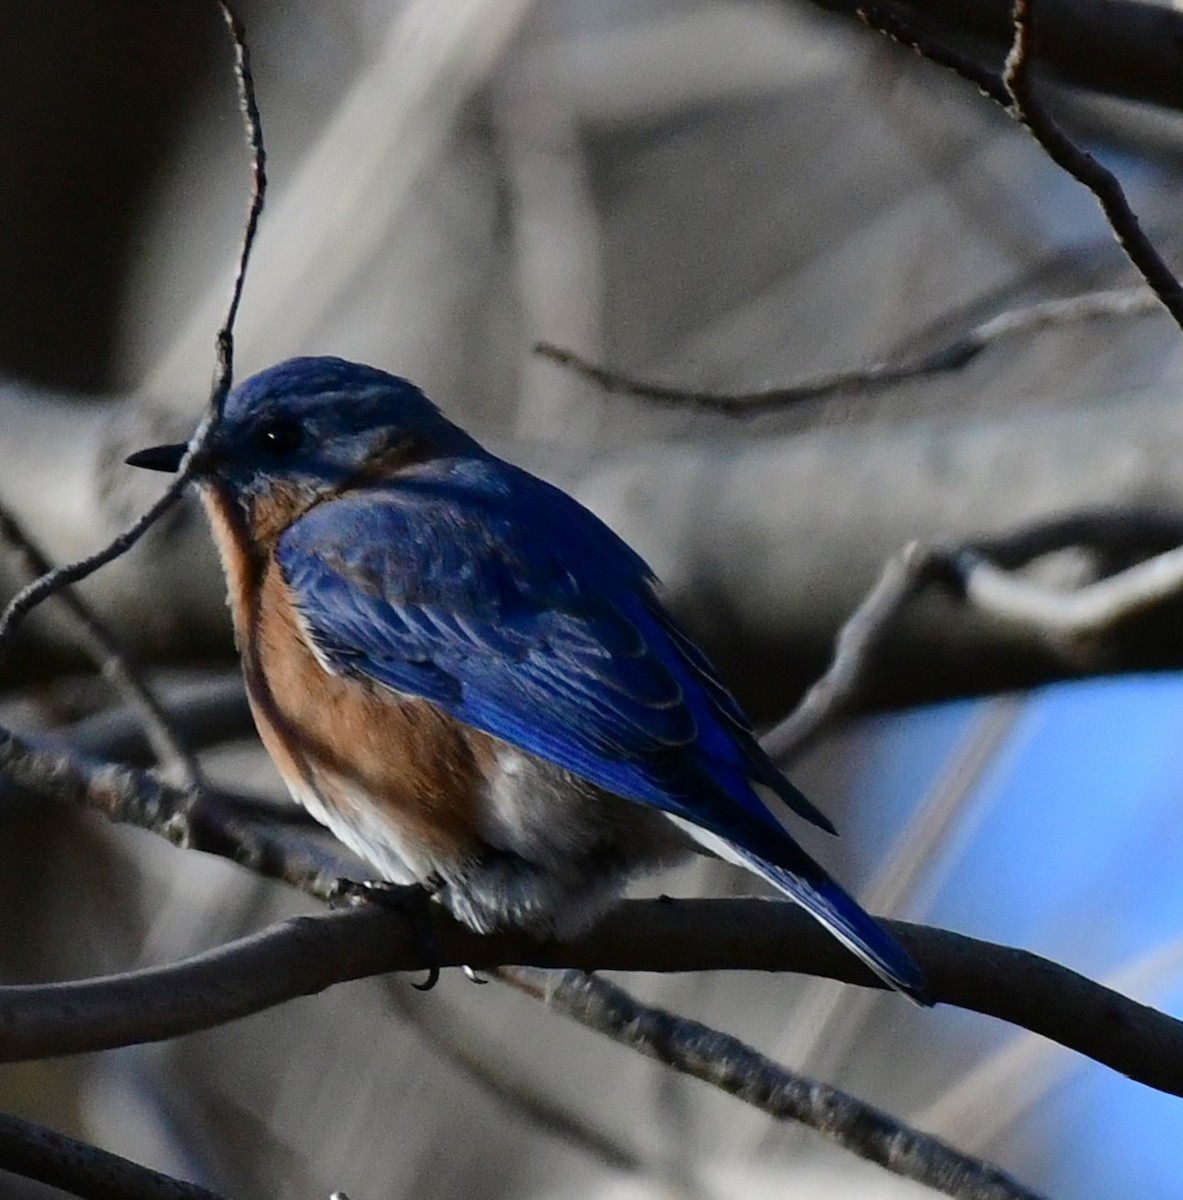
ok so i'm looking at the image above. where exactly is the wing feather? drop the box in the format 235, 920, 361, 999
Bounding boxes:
276, 473, 828, 849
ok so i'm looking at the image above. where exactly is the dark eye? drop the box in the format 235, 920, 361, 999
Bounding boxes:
254, 417, 304, 456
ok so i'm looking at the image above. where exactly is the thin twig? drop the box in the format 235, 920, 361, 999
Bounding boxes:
212, 0, 267, 415
0, 1110, 229, 1200
1002, 0, 1183, 329
535, 341, 970, 414
0, 0, 265, 657
0, 469, 194, 655
535, 285, 1157, 414
496, 968, 1046, 1200
861, 0, 1183, 333
0, 506, 204, 790
387, 984, 644, 1174
857, 1, 1009, 104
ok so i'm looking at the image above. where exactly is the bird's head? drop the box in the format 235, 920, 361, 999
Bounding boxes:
127, 356, 480, 540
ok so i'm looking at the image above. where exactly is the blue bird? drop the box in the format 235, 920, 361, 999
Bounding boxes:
128, 356, 926, 1001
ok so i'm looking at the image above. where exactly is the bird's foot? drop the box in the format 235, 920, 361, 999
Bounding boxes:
331, 878, 443, 991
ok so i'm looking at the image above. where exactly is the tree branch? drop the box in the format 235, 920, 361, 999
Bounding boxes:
3, 895, 1183, 1101
763, 511, 1183, 762
761, 540, 939, 761
497, 967, 1047, 1200
0, 1110, 228, 1200
1000, 0, 1183, 329
799, 0, 1183, 115
859, 0, 1183, 332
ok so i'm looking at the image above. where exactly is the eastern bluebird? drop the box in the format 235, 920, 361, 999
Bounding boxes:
128, 357, 926, 1001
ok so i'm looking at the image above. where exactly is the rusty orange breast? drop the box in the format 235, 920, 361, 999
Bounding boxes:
200, 479, 490, 865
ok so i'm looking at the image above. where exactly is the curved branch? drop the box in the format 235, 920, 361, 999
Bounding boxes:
2, 898, 1182, 1100
763, 515, 1183, 763
535, 287, 1159, 415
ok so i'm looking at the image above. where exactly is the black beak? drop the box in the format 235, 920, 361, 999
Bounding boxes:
125, 442, 188, 473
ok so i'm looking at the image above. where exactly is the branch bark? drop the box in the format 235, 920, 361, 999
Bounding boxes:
3, 896, 1182, 1101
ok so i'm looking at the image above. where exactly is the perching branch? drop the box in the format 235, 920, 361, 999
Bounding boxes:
497, 967, 1047, 1200
4, 874, 1183, 1098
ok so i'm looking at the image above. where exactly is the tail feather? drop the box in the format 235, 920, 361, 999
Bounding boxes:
668, 814, 929, 1004
746, 855, 930, 1004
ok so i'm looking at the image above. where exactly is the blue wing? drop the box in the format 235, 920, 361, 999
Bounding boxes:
276, 463, 926, 1000
276, 465, 831, 838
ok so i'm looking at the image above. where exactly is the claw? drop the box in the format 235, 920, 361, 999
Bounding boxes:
333, 878, 442, 990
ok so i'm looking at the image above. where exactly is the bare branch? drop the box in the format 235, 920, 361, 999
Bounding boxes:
1002, 0, 1183, 328
5, 890, 1183, 1100
799, 0, 1183, 115
0, 1, 265, 657
212, 0, 267, 415
535, 285, 1158, 414
860, 0, 1183, 333
0, 1109, 227, 1200
0, 722, 347, 898
0, 505, 204, 790
497, 968, 1046, 1200
764, 509, 1183, 762
956, 544, 1183, 634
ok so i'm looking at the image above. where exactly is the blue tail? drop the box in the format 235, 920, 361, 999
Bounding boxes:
743, 851, 929, 1004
